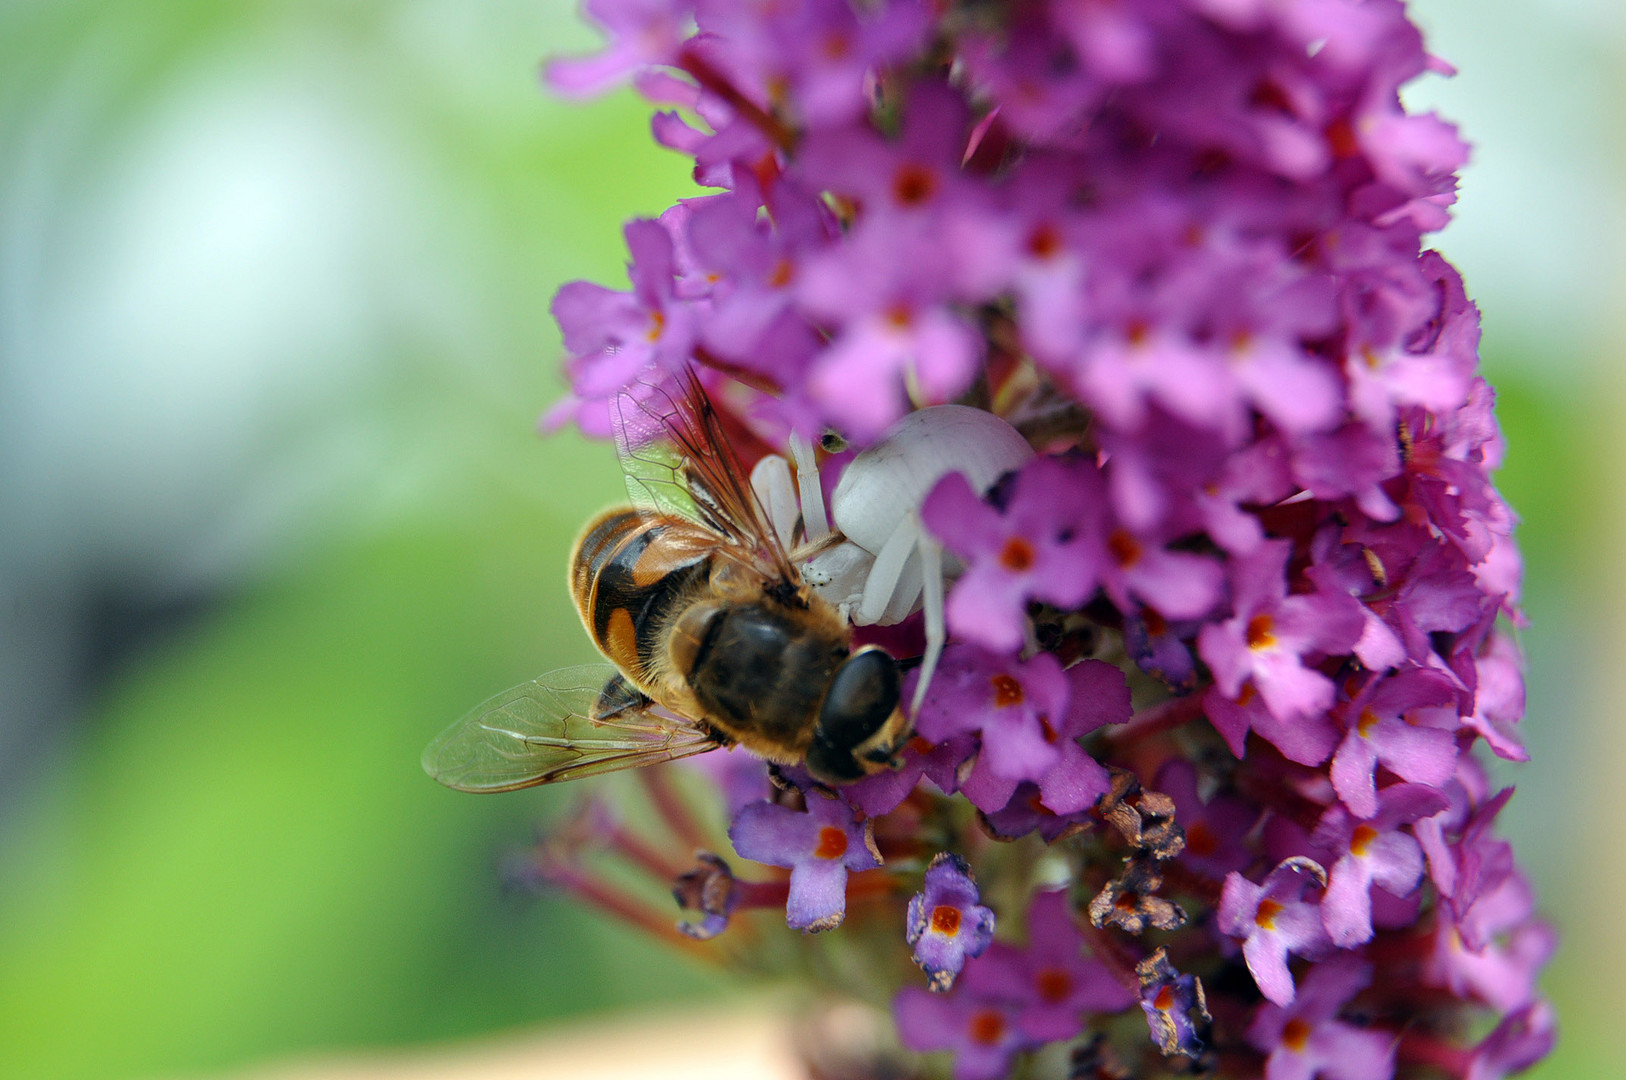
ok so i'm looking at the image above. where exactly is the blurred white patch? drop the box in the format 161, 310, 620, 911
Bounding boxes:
1, 32, 444, 588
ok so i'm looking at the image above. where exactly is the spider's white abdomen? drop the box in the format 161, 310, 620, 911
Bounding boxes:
831, 405, 1034, 553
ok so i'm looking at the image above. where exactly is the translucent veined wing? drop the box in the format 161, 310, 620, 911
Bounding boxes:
422, 664, 720, 792
612, 370, 799, 582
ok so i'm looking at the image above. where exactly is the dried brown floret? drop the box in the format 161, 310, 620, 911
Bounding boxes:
1088, 854, 1188, 933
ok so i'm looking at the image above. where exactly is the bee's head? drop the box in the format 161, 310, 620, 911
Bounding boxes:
807, 647, 906, 784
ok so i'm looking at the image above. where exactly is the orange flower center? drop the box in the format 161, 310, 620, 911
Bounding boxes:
813, 826, 849, 860
1350, 824, 1378, 857
1026, 221, 1062, 260
1246, 613, 1276, 650
930, 905, 962, 936
1325, 117, 1360, 159
991, 673, 1025, 708
968, 1010, 1005, 1045
999, 536, 1036, 572
1255, 898, 1284, 930
1035, 968, 1073, 1003
1107, 528, 1142, 568
892, 163, 938, 206
820, 32, 850, 60
1186, 822, 1218, 857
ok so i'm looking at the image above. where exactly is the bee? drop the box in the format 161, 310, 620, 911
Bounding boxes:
422, 372, 912, 791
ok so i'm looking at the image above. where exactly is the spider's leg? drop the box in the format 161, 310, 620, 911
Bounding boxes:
858, 512, 920, 625
912, 533, 946, 715
750, 453, 800, 551
789, 431, 831, 544
881, 556, 924, 624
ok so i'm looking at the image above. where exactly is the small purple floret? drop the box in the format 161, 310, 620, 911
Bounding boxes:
905, 853, 995, 992
729, 792, 881, 932
1246, 959, 1395, 1080
1218, 858, 1331, 1007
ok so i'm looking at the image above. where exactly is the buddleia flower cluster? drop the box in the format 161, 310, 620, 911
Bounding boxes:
525, 1, 1555, 1077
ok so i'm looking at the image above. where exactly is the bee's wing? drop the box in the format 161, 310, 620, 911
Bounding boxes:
422, 664, 720, 792
612, 370, 799, 582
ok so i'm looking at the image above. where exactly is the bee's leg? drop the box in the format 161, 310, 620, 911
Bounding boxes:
788, 430, 831, 544
857, 511, 920, 625
912, 534, 945, 715
749, 453, 800, 551
591, 673, 653, 721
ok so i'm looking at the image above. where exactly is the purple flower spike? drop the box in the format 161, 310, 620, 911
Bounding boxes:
525, 0, 1555, 1075
729, 792, 882, 932
1246, 958, 1395, 1080
1218, 858, 1332, 1007
906, 853, 995, 992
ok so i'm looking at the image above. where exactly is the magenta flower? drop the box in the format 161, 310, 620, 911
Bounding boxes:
1152, 759, 1254, 881
899, 888, 1132, 1080
544, 0, 689, 97
1466, 1001, 1558, 1080
1246, 959, 1395, 1080
914, 647, 1126, 815
1311, 784, 1448, 948
1200, 539, 1365, 729
1218, 858, 1332, 1007
894, 982, 1036, 1080
924, 456, 1104, 654
1329, 668, 1460, 819
547, 218, 701, 436
998, 890, 1135, 1040
501, 2, 1556, 1077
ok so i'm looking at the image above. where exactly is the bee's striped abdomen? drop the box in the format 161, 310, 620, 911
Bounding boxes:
571, 509, 714, 683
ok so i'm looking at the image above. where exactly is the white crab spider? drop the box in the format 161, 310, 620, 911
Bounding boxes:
751, 405, 1035, 713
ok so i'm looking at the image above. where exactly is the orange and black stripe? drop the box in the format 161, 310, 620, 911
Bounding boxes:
571, 508, 713, 682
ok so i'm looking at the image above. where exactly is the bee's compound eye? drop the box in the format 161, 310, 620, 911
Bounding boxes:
816, 648, 901, 750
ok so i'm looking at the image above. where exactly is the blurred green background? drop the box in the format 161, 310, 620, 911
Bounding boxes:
0, 2, 1617, 1078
